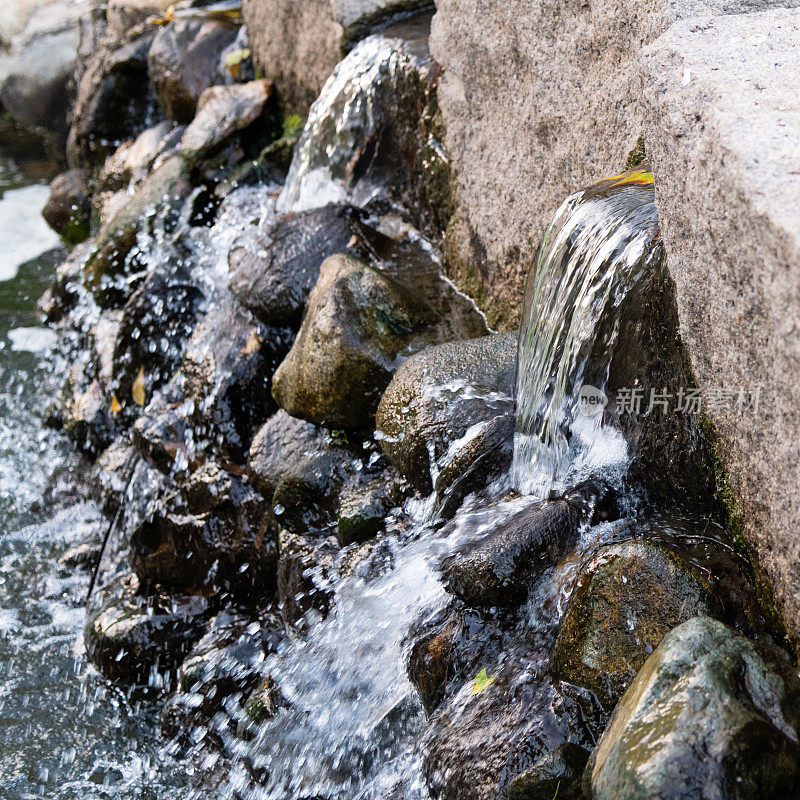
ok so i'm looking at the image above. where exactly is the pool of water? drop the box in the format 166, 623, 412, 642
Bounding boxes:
0, 155, 197, 799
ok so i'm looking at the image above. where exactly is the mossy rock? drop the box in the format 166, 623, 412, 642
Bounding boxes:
552, 539, 719, 709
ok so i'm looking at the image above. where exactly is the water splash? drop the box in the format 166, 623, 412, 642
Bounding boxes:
512, 170, 662, 498
277, 31, 428, 213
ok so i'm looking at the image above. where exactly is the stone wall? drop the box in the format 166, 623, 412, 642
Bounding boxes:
640, 8, 800, 649
429, 0, 800, 329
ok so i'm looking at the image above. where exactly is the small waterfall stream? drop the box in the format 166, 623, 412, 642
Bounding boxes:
1, 12, 744, 800
512, 170, 662, 498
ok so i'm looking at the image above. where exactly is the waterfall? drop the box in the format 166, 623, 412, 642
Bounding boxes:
512, 168, 662, 498
277, 27, 429, 214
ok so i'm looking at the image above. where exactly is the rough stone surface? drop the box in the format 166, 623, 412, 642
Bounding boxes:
148, 18, 238, 122
242, 0, 432, 112
376, 332, 516, 493
181, 79, 273, 157
584, 616, 800, 800
430, 0, 800, 329
272, 253, 487, 430
639, 8, 800, 651
551, 539, 718, 708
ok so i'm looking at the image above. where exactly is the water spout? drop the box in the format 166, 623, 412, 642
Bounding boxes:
512, 169, 662, 498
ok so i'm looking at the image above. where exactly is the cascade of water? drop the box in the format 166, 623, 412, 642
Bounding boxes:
277, 31, 428, 214
512, 170, 662, 498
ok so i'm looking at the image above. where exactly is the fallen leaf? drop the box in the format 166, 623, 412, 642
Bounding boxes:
132, 366, 146, 407
471, 668, 496, 695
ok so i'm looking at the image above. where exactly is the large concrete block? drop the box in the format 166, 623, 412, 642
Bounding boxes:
430, 0, 799, 328
242, 0, 431, 112
640, 9, 800, 648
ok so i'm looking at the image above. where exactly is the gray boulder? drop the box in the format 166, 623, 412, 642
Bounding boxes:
148, 18, 239, 122
181, 79, 274, 158
584, 616, 800, 800
272, 253, 487, 430
376, 332, 516, 494
507, 743, 589, 800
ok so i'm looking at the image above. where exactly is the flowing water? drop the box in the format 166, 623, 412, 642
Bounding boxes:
0, 27, 674, 800
0, 156, 202, 799
512, 170, 661, 498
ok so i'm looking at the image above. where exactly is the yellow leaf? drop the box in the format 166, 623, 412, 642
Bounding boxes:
110, 394, 122, 415
132, 367, 146, 407
471, 668, 496, 695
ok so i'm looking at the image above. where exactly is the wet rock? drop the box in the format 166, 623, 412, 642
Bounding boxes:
96, 120, 184, 196
148, 18, 238, 122
162, 608, 283, 737
507, 743, 589, 800
228, 205, 359, 328
423, 673, 604, 800
131, 398, 191, 473
62, 372, 116, 459
92, 437, 137, 517
246, 410, 327, 500
552, 538, 719, 710
243, 674, 286, 726
42, 169, 91, 244
407, 609, 459, 715
277, 529, 338, 626
441, 482, 618, 609
83, 155, 192, 305
69, 32, 159, 167
434, 412, 515, 520
336, 476, 398, 546
111, 268, 204, 410
38, 238, 90, 323
272, 445, 360, 534
85, 573, 211, 683
59, 541, 104, 571
129, 462, 277, 595
376, 332, 516, 494
242, 0, 432, 112
106, 0, 173, 38
0, 26, 79, 152
181, 296, 292, 461
584, 617, 800, 800
273, 252, 486, 429
181, 79, 274, 159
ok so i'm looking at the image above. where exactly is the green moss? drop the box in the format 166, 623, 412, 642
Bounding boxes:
698, 414, 792, 651
625, 135, 647, 171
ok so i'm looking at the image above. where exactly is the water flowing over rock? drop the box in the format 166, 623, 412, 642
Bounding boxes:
376, 332, 516, 493
584, 616, 800, 800
243, 0, 433, 111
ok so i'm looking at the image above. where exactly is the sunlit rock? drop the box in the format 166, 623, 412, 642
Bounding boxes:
584, 617, 800, 800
